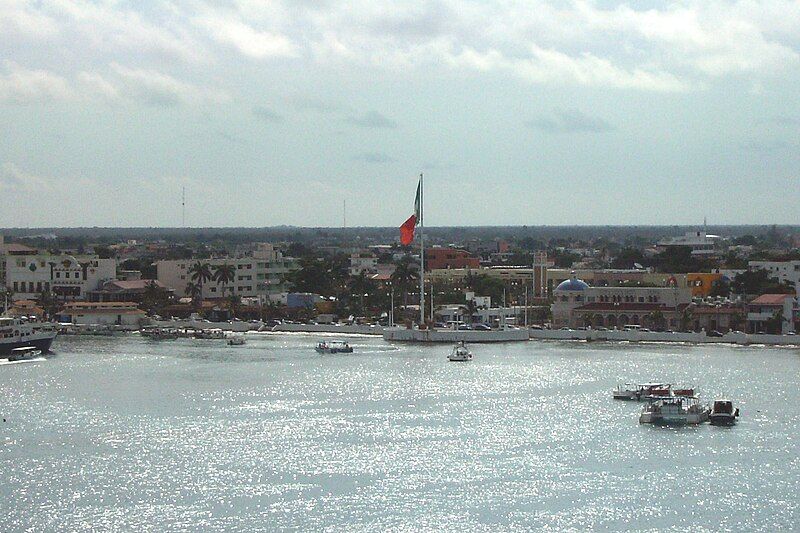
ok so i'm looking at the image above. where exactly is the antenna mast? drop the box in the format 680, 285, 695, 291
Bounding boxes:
182, 186, 186, 228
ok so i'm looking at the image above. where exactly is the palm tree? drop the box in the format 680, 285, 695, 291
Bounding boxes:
349, 271, 375, 315
188, 261, 213, 300
142, 280, 168, 316
390, 255, 419, 309
464, 298, 478, 324
185, 281, 202, 307
213, 263, 236, 298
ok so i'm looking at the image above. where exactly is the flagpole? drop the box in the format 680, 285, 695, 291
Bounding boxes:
419, 172, 424, 325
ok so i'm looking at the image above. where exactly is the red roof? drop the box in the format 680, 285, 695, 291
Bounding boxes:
750, 294, 794, 305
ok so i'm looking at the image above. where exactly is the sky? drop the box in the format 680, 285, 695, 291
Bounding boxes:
0, 0, 799, 228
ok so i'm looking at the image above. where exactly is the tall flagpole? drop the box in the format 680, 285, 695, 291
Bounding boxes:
419, 172, 425, 325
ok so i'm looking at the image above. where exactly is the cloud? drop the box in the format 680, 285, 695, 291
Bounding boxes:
353, 152, 397, 163
193, 14, 296, 59
252, 105, 283, 123
0, 62, 72, 104
0, 163, 51, 192
347, 111, 398, 129
109, 63, 228, 106
527, 109, 613, 133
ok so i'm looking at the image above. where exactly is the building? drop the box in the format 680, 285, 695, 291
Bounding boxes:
747, 294, 797, 334
87, 279, 174, 303
56, 301, 146, 326
350, 253, 379, 276
687, 302, 746, 333
426, 265, 548, 299
156, 244, 298, 300
748, 260, 800, 297
656, 230, 720, 257
552, 273, 692, 329
425, 247, 480, 271
5, 254, 117, 301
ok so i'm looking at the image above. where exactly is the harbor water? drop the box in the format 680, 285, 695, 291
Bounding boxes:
2, 335, 799, 531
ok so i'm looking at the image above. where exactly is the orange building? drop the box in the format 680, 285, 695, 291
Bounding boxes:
425, 248, 480, 271
686, 273, 723, 297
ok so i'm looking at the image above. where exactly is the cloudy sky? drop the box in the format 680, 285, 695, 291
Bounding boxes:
1, 0, 798, 227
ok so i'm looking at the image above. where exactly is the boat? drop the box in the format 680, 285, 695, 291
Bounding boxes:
709, 400, 739, 426
227, 336, 246, 346
141, 327, 178, 340
448, 341, 473, 362
6, 346, 43, 362
194, 329, 225, 340
0, 316, 58, 355
639, 396, 710, 425
612, 383, 671, 401
315, 341, 353, 354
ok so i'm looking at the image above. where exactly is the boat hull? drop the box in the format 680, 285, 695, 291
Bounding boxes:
709, 414, 737, 426
0, 334, 56, 355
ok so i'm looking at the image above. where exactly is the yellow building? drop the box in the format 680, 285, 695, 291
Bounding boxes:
686, 273, 723, 297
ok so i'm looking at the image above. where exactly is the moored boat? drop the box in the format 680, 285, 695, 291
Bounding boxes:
448, 341, 473, 362
227, 336, 246, 346
639, 396, 710, 425
613, 383, 671, 401
709, 400, 739, 426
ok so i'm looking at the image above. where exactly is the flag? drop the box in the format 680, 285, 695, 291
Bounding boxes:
400, 179, 421, 245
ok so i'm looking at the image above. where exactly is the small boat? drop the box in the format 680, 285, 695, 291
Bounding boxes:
639, 396, 710, 425
6, 346, 43, 362
613, 383, 671, 401
448, 341, 473, 362
227, 336, 246, 346
709, 400, 739, 426
315, 341, 353, 354
195, 329, 225, 340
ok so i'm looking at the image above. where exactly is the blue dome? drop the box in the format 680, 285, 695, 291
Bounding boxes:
556, 277, 589, 291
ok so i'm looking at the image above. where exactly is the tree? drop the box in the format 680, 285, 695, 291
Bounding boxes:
227, 294, 242, 319
213, 263, 236, 298
709, 278, 731, 298
185, 281, 202, 307
349, 271, 376, 315
188, 261, 213, 299
390, 255, 419, 307
646, 310, 666, 331
680, 307, 693, 332
731, 270, 794, 296
611, 247, 647, 269
463, 298, 478, 324
142, 281, 169, 316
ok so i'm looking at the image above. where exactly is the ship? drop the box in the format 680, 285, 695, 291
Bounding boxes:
0, 316, 58, 355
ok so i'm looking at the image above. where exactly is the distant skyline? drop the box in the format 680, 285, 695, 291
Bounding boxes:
1, 1, 799, 227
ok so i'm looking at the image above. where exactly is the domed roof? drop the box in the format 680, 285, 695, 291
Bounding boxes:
556, 274, 589, 291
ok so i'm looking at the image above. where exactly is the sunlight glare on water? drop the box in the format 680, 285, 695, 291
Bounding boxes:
1, 334, 799, 531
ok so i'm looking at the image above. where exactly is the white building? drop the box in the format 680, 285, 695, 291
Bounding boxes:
6, 254, 117, 300
57, 301, 146, 326
657, 230, 720, 257
748, 260, 800, 297
156, 243, 298, 300
350, 253, 379, 276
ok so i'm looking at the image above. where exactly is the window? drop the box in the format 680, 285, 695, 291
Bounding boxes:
638, 297, 644, 303
210, 287, 217, 293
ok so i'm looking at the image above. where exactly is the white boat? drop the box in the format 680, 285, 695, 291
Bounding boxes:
6, 346, 43, 362
613, 383, 671, 401
0, 316, 57, 355
195, 329, 225, 340
709, 400, 739, 426
448, 341, 473, 362
315, 341, 353, 354
141, 327, 178, 340
639, 397, 710, 425
227, 336, 246, 346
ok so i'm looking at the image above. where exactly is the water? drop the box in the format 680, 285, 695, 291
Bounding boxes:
1, 334, 799, 531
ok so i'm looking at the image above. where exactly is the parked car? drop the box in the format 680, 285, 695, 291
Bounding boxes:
457, 324, 473, 330
707, 330, 724, 337
473, 323, 491, 331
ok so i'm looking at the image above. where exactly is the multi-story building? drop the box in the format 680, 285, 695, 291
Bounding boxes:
656, 230, 720, 257
425, 247, 480, 271
426, 265, 549, 299
156, 243, 298, 300
552, 273, 692, 329
5, 253, 117, 300
747, 294, 797, 334
350, 253, 379, 276
748, 260, 800, 297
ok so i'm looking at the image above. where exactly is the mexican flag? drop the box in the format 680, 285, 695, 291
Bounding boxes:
399, 178, 421, 245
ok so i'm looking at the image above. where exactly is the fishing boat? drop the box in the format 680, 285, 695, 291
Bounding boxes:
315, 341, 353, 354
639, 396, 710, 425
709, 400, 739, 426
612, 383, 671, 401
448, 341, 473, 362
227, 336, 246, 346
6, 346, 43, 362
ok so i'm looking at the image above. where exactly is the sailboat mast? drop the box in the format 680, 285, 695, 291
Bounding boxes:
419, 172, 425, 325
